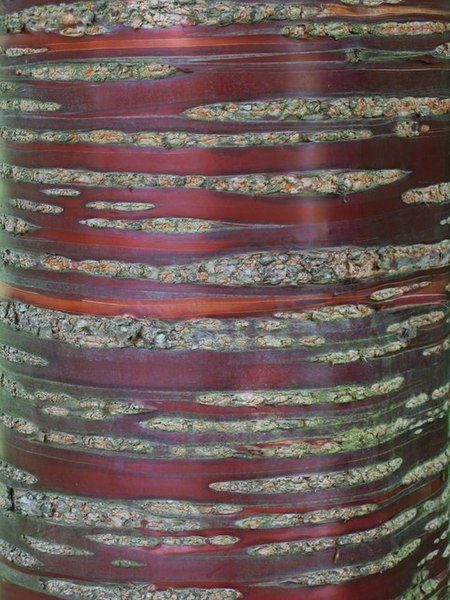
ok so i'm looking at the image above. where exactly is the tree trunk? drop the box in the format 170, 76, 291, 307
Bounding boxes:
0, 1, 449, 599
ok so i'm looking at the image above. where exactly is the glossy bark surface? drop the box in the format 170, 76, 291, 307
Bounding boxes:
0, 1, 449, 599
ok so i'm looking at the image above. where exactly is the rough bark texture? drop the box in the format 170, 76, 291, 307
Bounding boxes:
0, 1, 449, 599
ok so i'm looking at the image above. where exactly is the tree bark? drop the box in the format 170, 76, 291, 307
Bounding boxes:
0, 1, 449, 599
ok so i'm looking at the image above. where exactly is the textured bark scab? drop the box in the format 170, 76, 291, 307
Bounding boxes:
0, 461, 38, 486
196, 375, 405, 406
209, 458, 403, 494
0, 345, 47, 367
44, 580, 242, 600
282, 21, 450, 40
0, 163, 408, 195
3, 240, 448, 286
184, 96, 450, 122
0, 126, 375, 148
14, 62, 180, 82
8, 199, 64, 215
0, 98, 61, 113
80, 217, 248, 234
42, 188, 80, 197
259, 539, 421, 586
402, 182, 450, 205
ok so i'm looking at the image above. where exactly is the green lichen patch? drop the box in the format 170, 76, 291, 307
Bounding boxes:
0, 163, 407, 195
402, 181, 450, 204
210, 458, 402, 494
14, 61, 179, 82
185, 96, 450, 122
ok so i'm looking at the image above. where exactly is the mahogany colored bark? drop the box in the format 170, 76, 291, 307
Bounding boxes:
0, 1, 449, 599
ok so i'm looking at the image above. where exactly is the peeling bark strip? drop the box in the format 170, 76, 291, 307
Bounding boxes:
0, 126, 374, 148
13, 62, 179, 82
0, 163, 406, 195
184, 96, 450, 122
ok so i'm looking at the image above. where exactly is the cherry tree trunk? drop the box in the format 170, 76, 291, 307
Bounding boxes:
0, 1, 449, 599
